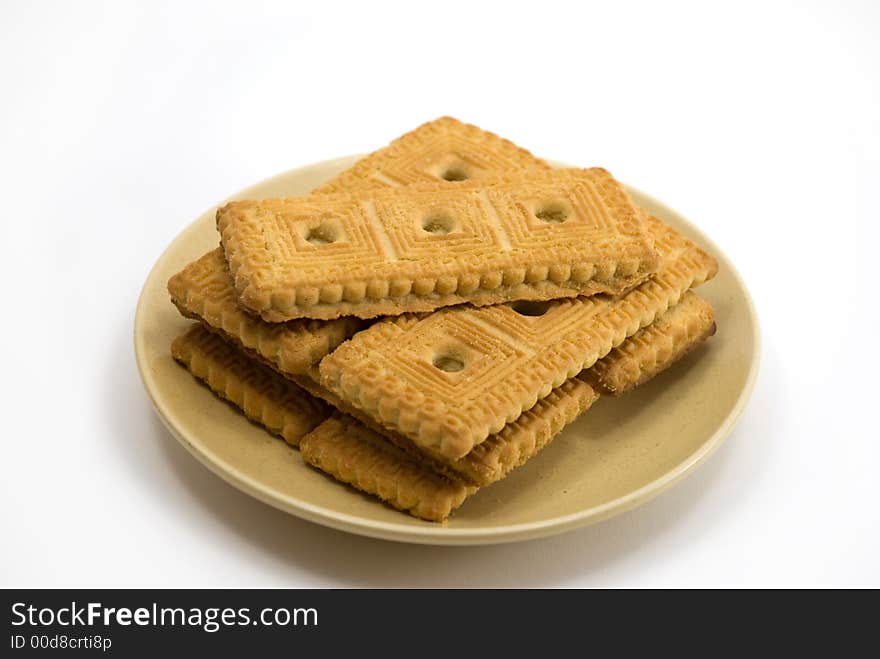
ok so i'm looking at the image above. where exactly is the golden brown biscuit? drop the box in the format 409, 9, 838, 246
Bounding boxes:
319, 216, 718, 461
289, 368, 469, 482
295, 368, 598, 486
300, 415, 475, 523
167, 117, 549, 365
583, 291, 716, 396
312, 116, 552, 193
170, 324, 330, 446
453, 377, 599, 485
168, 249, 366, 376
300, 378, 599, 522
170, 325, 596, 520
217, 168, 659, 321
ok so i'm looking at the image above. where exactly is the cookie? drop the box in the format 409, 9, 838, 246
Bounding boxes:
584, 291, 716, 395
217, 168, 659, 321
299, 377, 599, 522
319, 215, 718, 461
170, 324, 330, 446
167, 117, 550, 366
295, 367, 598, 486
168, 249, 366, 376
169, 325, 595, 519
300, 414, 474, 523
312, 116, 551, 193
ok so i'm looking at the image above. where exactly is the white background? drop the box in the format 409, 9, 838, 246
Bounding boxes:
1, 0, 877, 587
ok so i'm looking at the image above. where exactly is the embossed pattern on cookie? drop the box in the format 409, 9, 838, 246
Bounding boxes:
170, 324, 330, 446
218, 168, 660, 321
312, 116, 552, 193
583, 291, 716, 396
319, 216, 718, 461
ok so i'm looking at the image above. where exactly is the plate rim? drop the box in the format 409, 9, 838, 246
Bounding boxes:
134, 155, 761, 546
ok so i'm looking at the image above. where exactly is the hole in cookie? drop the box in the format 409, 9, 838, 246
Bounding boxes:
422, 212, 455, 235
441, 166, 469, 182
305, 224, 338, 245
511, 300, 553, 317
432, 354, 465, 372
535, 202, 569, 224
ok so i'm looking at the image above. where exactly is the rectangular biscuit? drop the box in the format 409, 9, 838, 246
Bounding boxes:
170, 324, 331, 447
300, 377, 599, 521
297, 288, 713, 483
311, 116, 552, 193
295, 367, 598, 486
168, 249, 366, 376
300, 414, 475, 523
583, 291, 716, 396
300, 294, 716, 521
217, 168, 660, 321
319, 215, 718, 462
171, 324, 596, 520
167, 118, 550, 369
451, 377, 599, 485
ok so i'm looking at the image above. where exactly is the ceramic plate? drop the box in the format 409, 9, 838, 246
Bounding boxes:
134, 156, 760, 545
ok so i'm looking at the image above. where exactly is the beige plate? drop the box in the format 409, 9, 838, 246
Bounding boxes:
135, 156, 760, 546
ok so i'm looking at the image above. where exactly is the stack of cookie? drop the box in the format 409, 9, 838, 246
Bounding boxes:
167, 118, 718, 522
